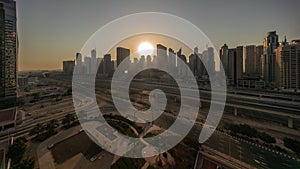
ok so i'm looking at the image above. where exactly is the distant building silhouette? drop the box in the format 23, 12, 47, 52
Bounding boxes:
146, 55, 152, 64
177, 49, 187, 77
63, 60, 75, 75
245, 45, 256, 76
103, 54, 114, 76
220, 44, 243, 85
168, 48, 176, 71
157, 44, 167, 69
75, 53, 84, 74
84, 57, 91, 74
117, 47, 130, 66
256, 45, 264, 76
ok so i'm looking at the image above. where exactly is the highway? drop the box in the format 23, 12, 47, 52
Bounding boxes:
94, 79, 300, 123
1, 76, 299, 168
72, 77, 300, 168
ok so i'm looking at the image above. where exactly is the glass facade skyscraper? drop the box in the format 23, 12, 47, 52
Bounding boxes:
0, 0, 17, 108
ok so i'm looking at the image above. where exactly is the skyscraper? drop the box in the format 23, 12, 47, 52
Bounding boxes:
189, 47, 203, 78
157, 44, 167, 69
91, 49, 97, 74
103, 54, 114, 75
263, 31, 279, 86
116, 47, 130, 67
245, 45, 256, 76
177, 53, 187, 77
168, 48, 176, 71
220, 44, 244, 86
140, 55, 146, 65
0, 0, 17, 108
236, 46, 244, 81
146, 55, 152, 64
75, 53, 83, 74
220, 44, 229, 77
278, 40, 300, 90
84, 57, 91, 75
63, 60, 75, 75
256, 45, 264, 76
227, 48, 236, 85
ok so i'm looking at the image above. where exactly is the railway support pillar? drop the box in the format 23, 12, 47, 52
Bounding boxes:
288, 118, 294, 129
234, 107, 238, 116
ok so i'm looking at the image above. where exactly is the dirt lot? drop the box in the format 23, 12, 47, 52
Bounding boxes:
51, 131, 102, 164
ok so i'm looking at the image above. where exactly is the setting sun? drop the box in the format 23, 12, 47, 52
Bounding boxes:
138, 42, 154, 56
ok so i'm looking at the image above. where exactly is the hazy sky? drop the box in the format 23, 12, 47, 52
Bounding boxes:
16, 0, 300, 71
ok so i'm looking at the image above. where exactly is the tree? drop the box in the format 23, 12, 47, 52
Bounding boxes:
284, 137, 300, 153
46, 119, 59, 134
6, 138, 27, 165
258, 132, 276, 144
62, 113, 75, 128
29, 123, 44, 136
12, 158, 35, 169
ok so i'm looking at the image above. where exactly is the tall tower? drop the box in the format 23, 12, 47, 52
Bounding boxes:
263, 31, 279, 86
227, 48, 236, 85
103, 54, 113, 75
168, 48, 176, 72
245, 45, 256, 76
91, 49, 97, 74
220, 44, 229, 77
255, 45, 264, 76
278, 40, 300, 90
116, 47, 130, 67
157, 44, 167, 69
0, 0, 18, 108
235, 46, 244, 81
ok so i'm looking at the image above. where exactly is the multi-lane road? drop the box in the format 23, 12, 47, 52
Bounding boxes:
1, 76, 299, 168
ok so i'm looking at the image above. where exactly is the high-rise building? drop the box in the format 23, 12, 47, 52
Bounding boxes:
146, 55, 152, 64
189, 47, 203, 78
263, 31, 279, 86
103, 54, 114, 75
75, 53, 83, 74
202, 47, 215, 77
63, 60, 75, 75
168, 48, 176, 71
245, 45, 256, 76
84, 57, 91, 75
91, 49, 97, 74
236, 46, 244, 80
76, 53, 82, 65
220, 44, 243, 86
220, 44, 229, 76
177, 54, 187, 77
133, 58, 138, 65
157, 44, 167, 69
0, 0, 17, 108
116, 47, 130, 66
189, 54, 195, 74
227, 48, 236, 85
140, 55, 146, 66
255, 45, 264, 76
278, 40, 300, 90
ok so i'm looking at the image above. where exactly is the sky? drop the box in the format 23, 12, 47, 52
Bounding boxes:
16, 0, 300, 71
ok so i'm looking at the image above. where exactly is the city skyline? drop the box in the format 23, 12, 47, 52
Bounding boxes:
15, 0, 300, 71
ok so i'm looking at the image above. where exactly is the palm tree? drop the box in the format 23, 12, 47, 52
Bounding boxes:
29, 123, 44, 136
62, 113, 75, 128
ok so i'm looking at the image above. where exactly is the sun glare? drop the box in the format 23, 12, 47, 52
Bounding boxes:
138, 42, 154, 56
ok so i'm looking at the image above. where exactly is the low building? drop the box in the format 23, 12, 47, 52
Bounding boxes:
0, 107, 17, 130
